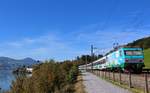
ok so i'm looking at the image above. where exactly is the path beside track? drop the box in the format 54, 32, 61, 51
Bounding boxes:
82, 72, 132, 93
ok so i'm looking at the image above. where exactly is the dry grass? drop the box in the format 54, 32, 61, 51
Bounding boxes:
74, 74, 86, 93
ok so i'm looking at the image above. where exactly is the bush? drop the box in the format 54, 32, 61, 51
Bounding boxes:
8, 60, 79, 93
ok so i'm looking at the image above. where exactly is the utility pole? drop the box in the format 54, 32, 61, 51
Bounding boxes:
85, 55, 87, 71
91, 45, 94, 72
113, 42, 119, 50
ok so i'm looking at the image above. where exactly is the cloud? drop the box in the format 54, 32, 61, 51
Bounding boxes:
0, 32, 90, 61
73, 23, 150, 53
6, 42, 23, 47
0, 23, 149, 61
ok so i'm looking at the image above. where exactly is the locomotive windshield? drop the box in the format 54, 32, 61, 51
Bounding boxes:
124, 50, 143, 56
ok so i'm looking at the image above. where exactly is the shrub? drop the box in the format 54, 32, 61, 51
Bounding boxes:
8, 60, 78, 93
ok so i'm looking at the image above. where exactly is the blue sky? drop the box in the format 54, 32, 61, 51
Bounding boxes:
0, 0, 150, 61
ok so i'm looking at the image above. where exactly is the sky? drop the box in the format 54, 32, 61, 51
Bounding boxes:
0, 0, 150, 61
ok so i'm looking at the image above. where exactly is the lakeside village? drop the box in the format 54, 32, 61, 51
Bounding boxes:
13, 66, 33, 74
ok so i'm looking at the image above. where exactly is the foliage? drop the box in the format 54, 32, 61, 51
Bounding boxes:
75, 54, 103, 66
8, 53, 102, 93
127, 36, 150, 49
8, 60, 79, 93
67, 65, 78, 83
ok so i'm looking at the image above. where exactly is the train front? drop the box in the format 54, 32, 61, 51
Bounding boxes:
122, 47, 144, 73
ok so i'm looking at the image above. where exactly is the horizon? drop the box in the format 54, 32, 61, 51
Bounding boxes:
0, 0, 150, 61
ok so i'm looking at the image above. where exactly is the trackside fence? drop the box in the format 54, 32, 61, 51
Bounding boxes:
88, 70, 150, 93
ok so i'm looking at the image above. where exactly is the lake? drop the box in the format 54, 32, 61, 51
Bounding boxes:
0, 70, 15, 92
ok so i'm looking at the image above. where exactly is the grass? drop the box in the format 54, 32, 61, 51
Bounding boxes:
144, 48, 150, 68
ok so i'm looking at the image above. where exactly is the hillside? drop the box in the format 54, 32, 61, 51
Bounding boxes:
0, 57, 38, 69
127, 36, 150, 49
144, 49, 150, 68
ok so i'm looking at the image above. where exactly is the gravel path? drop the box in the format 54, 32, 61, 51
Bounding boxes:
82, 72, 132, 93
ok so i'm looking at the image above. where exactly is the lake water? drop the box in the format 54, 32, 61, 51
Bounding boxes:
0, 70, 15, 92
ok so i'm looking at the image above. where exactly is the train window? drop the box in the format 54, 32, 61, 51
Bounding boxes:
133, 51, 143, 55
119, 51, 122, 56
103, 59, 106, 63
99, 59, 105, 64
124, 50, 143, 56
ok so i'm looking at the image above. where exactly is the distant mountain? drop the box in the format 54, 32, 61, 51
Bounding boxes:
127, 36, 150, 49
0, 57, 39, 69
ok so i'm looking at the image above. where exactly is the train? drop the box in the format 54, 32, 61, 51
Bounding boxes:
79, 47, 145, 73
